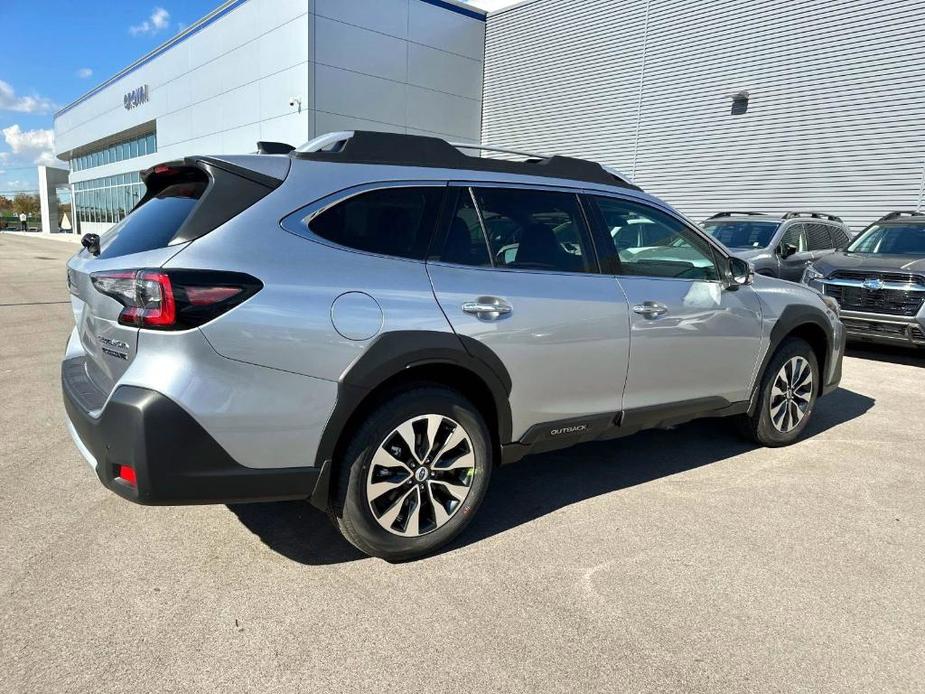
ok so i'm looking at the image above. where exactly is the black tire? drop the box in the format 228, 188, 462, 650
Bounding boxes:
737, 337, 819, 447
330, 386, 492, 561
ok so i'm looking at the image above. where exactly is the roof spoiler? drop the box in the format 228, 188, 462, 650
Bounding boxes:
257, 141, 295, 155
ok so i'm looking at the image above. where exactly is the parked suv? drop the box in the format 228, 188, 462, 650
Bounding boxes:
802, 211, 925, 347
702, 211, 852, 282
62, 131, 845, 560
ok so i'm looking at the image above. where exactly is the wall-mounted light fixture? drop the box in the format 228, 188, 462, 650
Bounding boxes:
289, 96, 303, 113
730, 90, 750, 115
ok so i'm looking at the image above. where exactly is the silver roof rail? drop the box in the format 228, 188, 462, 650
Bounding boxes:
449, 141, 550, 160
295, 131, 355, 153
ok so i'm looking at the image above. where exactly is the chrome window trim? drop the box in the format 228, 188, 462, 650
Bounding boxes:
278, 180, 448, 264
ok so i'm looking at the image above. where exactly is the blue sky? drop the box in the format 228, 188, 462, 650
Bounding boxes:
0, 0, 511, 197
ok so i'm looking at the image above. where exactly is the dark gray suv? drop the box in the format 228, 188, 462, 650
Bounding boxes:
703, 211, 852, 282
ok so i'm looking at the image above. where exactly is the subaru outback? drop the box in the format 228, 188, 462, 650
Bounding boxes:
703, 211, 852, 282
62, 131, 845, 560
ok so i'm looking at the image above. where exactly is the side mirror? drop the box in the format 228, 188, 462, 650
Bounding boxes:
780, 243, 798, 258
727, 256, 754, 288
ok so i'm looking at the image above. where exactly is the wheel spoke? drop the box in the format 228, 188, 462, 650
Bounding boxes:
436, 449, 475, 472
432, 426, 466, 465
371, 444, 412, 474
395, 420, 421, 464
431, 479, 471, 501
368, 474, 412, 502
377, 486, 415, 529
403, 488, 422, 536
423, 415, 443, 460
427, 483, 451, 526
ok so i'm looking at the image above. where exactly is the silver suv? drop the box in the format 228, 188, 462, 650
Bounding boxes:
62, 131, 845, 560
702, 211, 852, 282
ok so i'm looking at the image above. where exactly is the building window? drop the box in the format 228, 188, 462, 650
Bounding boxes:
69, 131, 157, 172
72, 171, 145, 227
731, 91, 749, 115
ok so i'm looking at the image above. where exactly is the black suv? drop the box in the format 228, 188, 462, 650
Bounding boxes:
802, 211, 925, 347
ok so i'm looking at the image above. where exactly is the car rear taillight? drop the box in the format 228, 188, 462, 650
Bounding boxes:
90, 269, 262, 330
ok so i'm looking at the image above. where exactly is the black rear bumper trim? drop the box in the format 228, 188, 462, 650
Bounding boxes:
63, 367, 320, 506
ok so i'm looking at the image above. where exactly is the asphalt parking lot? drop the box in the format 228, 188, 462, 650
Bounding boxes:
1, 233, 922, 693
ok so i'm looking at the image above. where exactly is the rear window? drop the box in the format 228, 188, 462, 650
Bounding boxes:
97, 179, 206, 259
306, 187, 442, 260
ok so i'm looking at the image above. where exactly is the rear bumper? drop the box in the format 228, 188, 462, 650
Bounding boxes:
63, 359, 324, 505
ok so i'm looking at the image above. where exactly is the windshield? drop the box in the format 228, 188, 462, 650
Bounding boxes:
847, 223, 925, 255
702, 220, 779, 249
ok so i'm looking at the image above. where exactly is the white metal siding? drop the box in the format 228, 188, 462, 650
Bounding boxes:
483, 0, 925, 232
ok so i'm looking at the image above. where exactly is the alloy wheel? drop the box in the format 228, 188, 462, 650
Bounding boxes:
366, 414, 475, 537
769, 356, 814, 433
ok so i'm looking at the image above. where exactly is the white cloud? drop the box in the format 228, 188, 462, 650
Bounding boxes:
76, 67, 93, 79
130, 7, 171, 36
0, 79, 57, 114
2, 124, 62, 167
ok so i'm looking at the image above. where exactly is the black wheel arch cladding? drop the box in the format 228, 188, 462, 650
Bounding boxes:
313, 331, 513, 474
749, 303, 834, 415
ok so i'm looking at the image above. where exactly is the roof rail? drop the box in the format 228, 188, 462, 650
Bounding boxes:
878, 210, 925, 221
291, 131, 640, 190
705, 211, 766, 220
781, 211, 843, 222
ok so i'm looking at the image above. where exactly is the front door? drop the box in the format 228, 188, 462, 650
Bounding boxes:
426, 185, 630, 441
588, 194, 763, 412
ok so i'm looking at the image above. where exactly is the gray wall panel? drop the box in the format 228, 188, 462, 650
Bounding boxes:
483, 0, 925, 232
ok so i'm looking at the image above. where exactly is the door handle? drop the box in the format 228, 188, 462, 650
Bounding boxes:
632, 301, 668, 318
462, 297, 513, 320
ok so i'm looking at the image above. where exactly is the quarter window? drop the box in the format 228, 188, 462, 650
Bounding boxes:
805, 223, 834, 251
592, 197, 719, 280
306, 187, 442, 260
470, 188, 594, 273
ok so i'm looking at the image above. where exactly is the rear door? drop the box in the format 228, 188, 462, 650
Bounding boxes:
426, 185, 630, 441
778, 223, 813, 281
587, 194, 763, 411
66, 168, 209, 396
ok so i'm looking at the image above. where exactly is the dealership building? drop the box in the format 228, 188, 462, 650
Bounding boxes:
49, 0, 925, 234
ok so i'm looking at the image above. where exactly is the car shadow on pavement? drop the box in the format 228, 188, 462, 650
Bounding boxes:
228, 386, 874, 565
846, 344, 924, 368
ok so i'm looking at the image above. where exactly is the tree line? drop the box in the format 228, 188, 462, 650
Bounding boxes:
0, 193, 41, 216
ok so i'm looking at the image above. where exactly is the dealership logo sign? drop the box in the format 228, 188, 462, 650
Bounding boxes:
124, 85, 149, 110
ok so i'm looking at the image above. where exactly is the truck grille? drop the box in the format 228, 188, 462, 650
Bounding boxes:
829, 270, 924, 285
823, 272, 925, 317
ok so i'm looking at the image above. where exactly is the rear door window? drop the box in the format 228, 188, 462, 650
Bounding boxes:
307, 186, 443, 260
98, 180, 206, 259
780, 224, 808, 252
436, 188, 492, 267
469, 187, 595, 273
